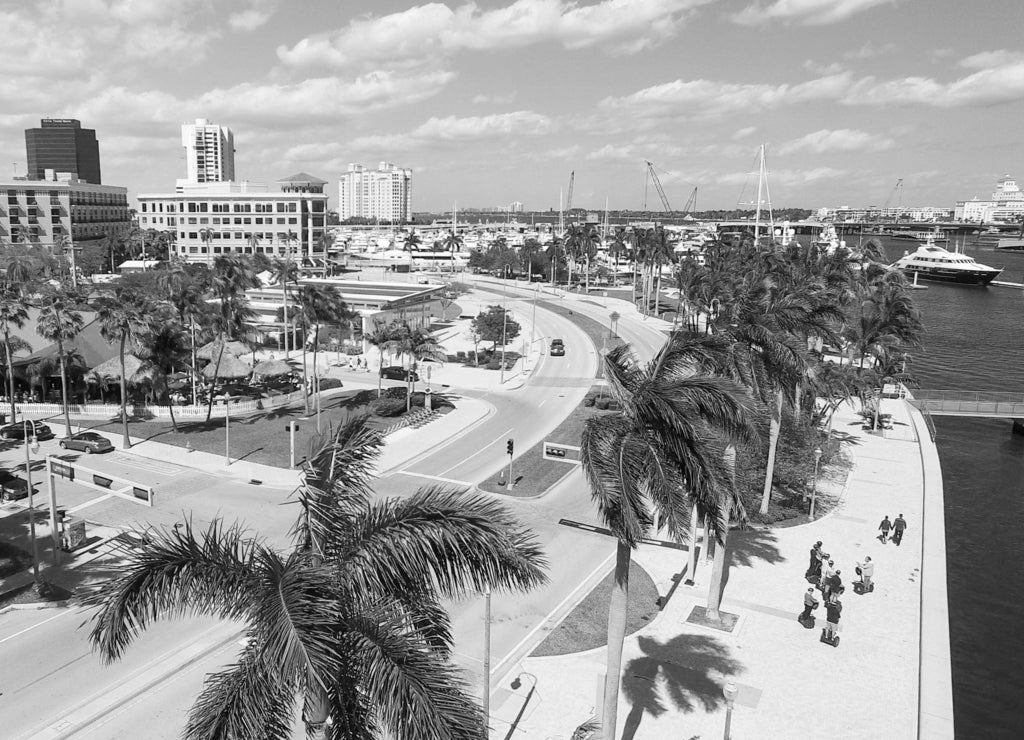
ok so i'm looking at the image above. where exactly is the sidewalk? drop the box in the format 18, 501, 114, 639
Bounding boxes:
490, 396, 953, 739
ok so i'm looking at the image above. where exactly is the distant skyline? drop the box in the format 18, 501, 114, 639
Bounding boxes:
1, 0, 1021, 213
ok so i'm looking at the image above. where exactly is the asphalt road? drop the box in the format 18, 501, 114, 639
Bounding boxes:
0, 283, 672, 737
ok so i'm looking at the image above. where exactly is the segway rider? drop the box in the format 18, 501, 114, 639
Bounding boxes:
807, 541, 824, 580
857, 556, 874, 589
825, 596, 842, 642
800, 587, 819, 622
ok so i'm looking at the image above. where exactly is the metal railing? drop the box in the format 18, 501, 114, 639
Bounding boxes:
6, 389, 306, 421
907, 390, 1024, 418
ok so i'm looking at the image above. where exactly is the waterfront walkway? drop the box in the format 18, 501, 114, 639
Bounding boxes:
490, 396, 954, 739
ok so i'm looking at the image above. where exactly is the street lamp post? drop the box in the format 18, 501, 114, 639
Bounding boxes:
722, 682, 738, 740
809, 446, 823, 520
223, 393, 231, 466
23, 419, 41, 583
482, 585, 492, 739
499, 279, 509, 384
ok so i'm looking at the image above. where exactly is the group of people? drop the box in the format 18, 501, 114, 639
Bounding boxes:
801, 540, 876, 643
878, 514, 908, 545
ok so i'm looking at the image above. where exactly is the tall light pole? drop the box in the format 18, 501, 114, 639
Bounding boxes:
499, 278, 509, 384
809, 446, 823, 520
23, 419, 41, 582
482, 585, 492, 739
223, 393, 231, 466
722, 682, 738, 740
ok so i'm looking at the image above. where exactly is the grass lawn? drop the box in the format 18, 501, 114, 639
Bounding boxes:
531, 559, 661, 657
70, 389, 453, 470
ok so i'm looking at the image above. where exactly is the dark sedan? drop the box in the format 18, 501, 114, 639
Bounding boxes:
550, 339, 565, 356
0, 422, 54, 441
59, 431, 114, 454
380, 366, 419, 382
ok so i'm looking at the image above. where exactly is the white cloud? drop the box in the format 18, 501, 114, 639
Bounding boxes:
733, 0, 893, 26
843, 40, 897, 60
472, 92, 519, 105
229, 8, 273, 31
959, 49, 1024, 70
776, 128, 895, 155
733, 126, 757, 139
717, 166, 848, 187
277, 0, 712, 69
845, 55, 1024, 107
349, 110, 554, 152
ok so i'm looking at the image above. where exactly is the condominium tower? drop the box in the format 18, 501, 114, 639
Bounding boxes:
24, 119, 102, 184
180, 118, 235, 186
338, 162, 412, 223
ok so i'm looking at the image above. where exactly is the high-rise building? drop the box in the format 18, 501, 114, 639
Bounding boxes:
1, 171, 130, 248
179, 118, 235, 187
338, 162, 411, 223
24, 119, 102, 184
138, 173, 328, 265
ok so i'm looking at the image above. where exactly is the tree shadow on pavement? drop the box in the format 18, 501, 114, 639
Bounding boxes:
619, 633, 744, 740
715, 528, 785, 609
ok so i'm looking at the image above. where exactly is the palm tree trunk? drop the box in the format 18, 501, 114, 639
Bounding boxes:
685, 501, 699, 584
118, 336, 131, 448
707, 445, 737, 622
57, 341, 71, 436
301, 325, 310, 415
205, 342, 226, 423
190, 319, 198, 406
311, 325, 320, 429
5, 333, 16, 421
601, 541, 631, 740
758, 388, 784, 516
585, 254, 590, 293
282, 283, 289, 356
654, 271, 662, 316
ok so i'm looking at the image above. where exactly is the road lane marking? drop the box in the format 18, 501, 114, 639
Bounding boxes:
67, 493, 114, 514
394, 471, 473, 487
0, 607, 74, 646
437, 426, 513, 477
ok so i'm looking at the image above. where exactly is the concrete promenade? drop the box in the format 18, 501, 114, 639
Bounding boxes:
490, 396, 955, 740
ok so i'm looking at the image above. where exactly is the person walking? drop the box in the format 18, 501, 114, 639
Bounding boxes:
807, 541, 824, 580
892, 514, 908, 546
878, 515, 893, 543
824, 596, 843, 642
800, 587, 819, 623
827, 569, 843, 601
820, 557, 835, 593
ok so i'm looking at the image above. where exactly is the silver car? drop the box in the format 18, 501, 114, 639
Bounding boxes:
59, 431, 114, 454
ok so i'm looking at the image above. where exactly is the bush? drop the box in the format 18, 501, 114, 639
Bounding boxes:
318, 377, 343, 391
383, 386, 407, 400
594, 397, 610, 410
583, 394, 596, 407
372, 398, 406, 417
485, 360, 502, 370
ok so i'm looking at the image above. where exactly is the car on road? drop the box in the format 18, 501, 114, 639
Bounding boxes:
0, 422, 53, 441
380, 366, 419, 382
0, 469, 32, 501
550, 339, 565, 356
59, 431, 114, 454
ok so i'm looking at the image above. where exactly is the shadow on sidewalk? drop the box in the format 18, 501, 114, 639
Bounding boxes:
619, 633, 744, 740
727, 527, 784, 569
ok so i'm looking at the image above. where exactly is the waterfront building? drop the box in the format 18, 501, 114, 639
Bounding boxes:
24, 119, 102, 184
137, 173, 328, 265
0, 171, 131, 248
338, 162, 412, 223
954, 175, 1024, 223
179, 118, 235, 188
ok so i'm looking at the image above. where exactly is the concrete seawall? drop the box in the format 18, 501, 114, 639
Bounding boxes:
909, 402, 956, 737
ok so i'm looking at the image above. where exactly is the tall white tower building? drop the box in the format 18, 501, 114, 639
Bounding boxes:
338, 162, 412, 222
179, 118, 235, 186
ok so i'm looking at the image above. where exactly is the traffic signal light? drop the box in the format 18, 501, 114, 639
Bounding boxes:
506, 439, 514, 456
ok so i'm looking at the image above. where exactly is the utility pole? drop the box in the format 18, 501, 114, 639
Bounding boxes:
482, 585, 492, 738
499, 279, 509, 383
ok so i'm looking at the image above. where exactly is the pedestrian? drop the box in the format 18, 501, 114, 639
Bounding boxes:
800, 587, 819, 622
878, 515, 893, 543
806, 541, 824, 580
827, 569, 843, 601
819, 557, 835, 592
824, 595, 843, 642
892, 514, 907, 546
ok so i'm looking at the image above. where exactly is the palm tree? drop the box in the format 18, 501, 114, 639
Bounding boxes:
199, 227, 214, 267
36, 283, 85, 437
0, 285, 31, 420
441, 230, 463, 274
581, 338, 756, 740
384, 321, 446, 411
271, 257, 300, 354
402, 230, 422, 252
205, 256, 259, 422
296, 285, 353, 423
365, 319, 395, 398
246, 232, 261, 259
83, 415, 547, 740
96, 287, 156, 447
143, 321, 190, 432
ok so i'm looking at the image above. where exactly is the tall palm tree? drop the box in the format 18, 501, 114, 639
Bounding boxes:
581, 338, 756, 740
441, 230, 463, 274
272, 257, 300, 355
199, 227, 215, 267
384, 321, 447, 411
96, 287, 156, 448
36, 283, 84, 437
205, 256, 259, 421
402, 230, 422, 252
365, 319, 395, 398
82, 415, 548, 740
296, 285, 353, 422
143, 321, 190, 432
0, 285, 31, 420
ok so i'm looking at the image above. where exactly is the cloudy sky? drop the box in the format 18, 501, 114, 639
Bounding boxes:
2, 0, 1022, 213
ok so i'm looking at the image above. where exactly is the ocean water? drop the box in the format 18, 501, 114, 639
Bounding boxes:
876, 236, 1024, 739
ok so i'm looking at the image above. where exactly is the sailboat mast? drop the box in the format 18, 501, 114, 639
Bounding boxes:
559, 187, 564, 234
754, 144, 765, 242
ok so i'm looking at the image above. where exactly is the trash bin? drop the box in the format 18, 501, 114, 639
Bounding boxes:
61, 516, 87, 551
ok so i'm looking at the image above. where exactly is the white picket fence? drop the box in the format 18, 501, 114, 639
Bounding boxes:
8, 389, 306, 421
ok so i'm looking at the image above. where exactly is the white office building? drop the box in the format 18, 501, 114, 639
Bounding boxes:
137, 173, 328, 265
338, 162, 411, 223
179, 118, 235, 188
954, 175, 1024, 223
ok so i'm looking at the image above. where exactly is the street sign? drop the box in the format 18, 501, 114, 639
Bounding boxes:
285, 423, 300, 431
542, 441, 581, 463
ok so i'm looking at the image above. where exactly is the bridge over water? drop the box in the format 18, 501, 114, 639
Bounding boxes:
907, 391, 1024, 433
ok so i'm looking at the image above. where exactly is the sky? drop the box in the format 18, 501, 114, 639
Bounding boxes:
1, 0, 1022, 214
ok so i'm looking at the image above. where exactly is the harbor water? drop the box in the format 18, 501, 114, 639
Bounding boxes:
876, 236, 1024, 738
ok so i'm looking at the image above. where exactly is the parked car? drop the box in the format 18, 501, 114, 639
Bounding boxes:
380, 366, 419, 382
0, 422, 53, 441
0, 469, 32, 501
550, 339, 565, 356
59, 431, 114, 454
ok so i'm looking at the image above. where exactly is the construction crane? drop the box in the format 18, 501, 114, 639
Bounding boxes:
644, 161, 672, 212
680, 186, 698, 219
878, 178, 903, 225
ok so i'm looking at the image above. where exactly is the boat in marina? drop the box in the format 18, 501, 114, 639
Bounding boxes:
891, 236, 1002, 286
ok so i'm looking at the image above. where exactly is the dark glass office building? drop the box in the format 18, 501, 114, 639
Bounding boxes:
24, 119, 102, 184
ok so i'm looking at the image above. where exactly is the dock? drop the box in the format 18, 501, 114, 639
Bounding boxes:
992, 280, 1024, 289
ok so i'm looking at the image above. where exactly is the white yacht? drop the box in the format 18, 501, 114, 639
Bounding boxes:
891, 238, 1002, 286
